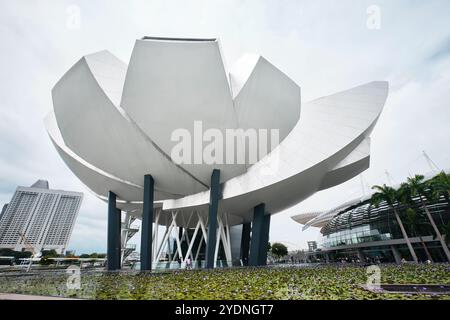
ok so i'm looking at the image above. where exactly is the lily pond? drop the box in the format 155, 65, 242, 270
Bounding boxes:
0, 264, 449, 300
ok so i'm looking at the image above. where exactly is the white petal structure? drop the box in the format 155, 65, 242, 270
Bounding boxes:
46, 37, 388, 229
230, 54, 301, 146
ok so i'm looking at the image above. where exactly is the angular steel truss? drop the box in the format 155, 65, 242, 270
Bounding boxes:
150, 209, 232, 268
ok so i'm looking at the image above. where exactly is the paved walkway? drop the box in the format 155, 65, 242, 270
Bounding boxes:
0, 293, 79, 300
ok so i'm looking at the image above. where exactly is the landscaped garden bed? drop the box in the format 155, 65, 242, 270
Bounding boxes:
0, 264, 448, 300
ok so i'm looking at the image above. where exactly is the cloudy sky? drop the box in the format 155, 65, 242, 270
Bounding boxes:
1, 0, 449, 253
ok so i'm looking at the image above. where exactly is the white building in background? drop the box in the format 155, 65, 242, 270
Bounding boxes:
0, 180, 83, 254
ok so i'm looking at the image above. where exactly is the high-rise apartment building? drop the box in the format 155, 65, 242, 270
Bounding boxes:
0, 180, 83, 254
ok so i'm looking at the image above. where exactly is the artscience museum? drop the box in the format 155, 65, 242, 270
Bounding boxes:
45, 36, 389, 270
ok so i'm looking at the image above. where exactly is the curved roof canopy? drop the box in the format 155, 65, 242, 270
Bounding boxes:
292, 169, 447, 231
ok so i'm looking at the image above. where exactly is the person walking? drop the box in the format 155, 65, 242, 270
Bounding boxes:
186, 257, 192, 270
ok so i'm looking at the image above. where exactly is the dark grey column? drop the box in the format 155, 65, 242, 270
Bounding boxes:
140, 174, 154, 271
249, 203, 265, 266
107, 191, 119, 270
205, 169, 220, 268
240, 223, 251, 266
116, 208, 122, 268
258, 213, 271, 266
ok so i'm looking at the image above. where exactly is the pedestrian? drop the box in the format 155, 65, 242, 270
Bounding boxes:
186, 257, 192, 270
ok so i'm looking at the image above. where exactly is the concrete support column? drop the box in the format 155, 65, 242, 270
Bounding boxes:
107, 191, 120, 270
140, 174, 154, 271
205, 169, 220, 268
258, 214, 271, 266
116, 208, 122, 268
391, 245, 402, 264
240, 223, 251, 266
249, 203, 265, 266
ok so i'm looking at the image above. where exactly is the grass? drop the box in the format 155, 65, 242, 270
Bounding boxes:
0, 264, 449, 300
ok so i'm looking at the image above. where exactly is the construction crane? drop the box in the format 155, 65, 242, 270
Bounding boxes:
18, 232, 38, 272
422, 150, 440, 173
384, 170, 395, 186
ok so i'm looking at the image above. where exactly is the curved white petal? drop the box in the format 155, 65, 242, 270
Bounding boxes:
52, 50, 206, 196
45, 112, 176, 201
230, 55, 301, 156
229, 54, 260, 98
121, 38, 246, 184
319, 137, 370, 190
291, 211, 323, 225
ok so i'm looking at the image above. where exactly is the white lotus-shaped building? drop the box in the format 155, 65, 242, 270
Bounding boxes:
46, 37, 388, 270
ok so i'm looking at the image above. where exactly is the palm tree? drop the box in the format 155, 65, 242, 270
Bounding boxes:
407, 174, 450, 262
406, 208, 434, 261
430, 171, 450, 207
430, 171, 450, 228
398, 182, 433, 261
371, 184, 418, 263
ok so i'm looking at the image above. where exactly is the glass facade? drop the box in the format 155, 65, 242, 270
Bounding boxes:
319, 194, 450, 263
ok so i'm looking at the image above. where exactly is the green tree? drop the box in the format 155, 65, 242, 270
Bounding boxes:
371, 184, 418, 263
0, 248, 16, 257
443, 220, 450, 245
39, 250, 59, 265
0, 249, 31, 260
430, 171, 450, 206
405, 207, 433, 261
41, 250, 59, 258
39, 256, 52, 265
430, 171, 450, 244
271, 242, 288, 260
398, 182, 433, 261
407, 174, 450, 262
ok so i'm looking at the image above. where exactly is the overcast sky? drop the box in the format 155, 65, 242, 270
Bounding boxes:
1, 0, 449, 253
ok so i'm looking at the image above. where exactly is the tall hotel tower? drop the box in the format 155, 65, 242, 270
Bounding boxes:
0, 180, 83, 254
